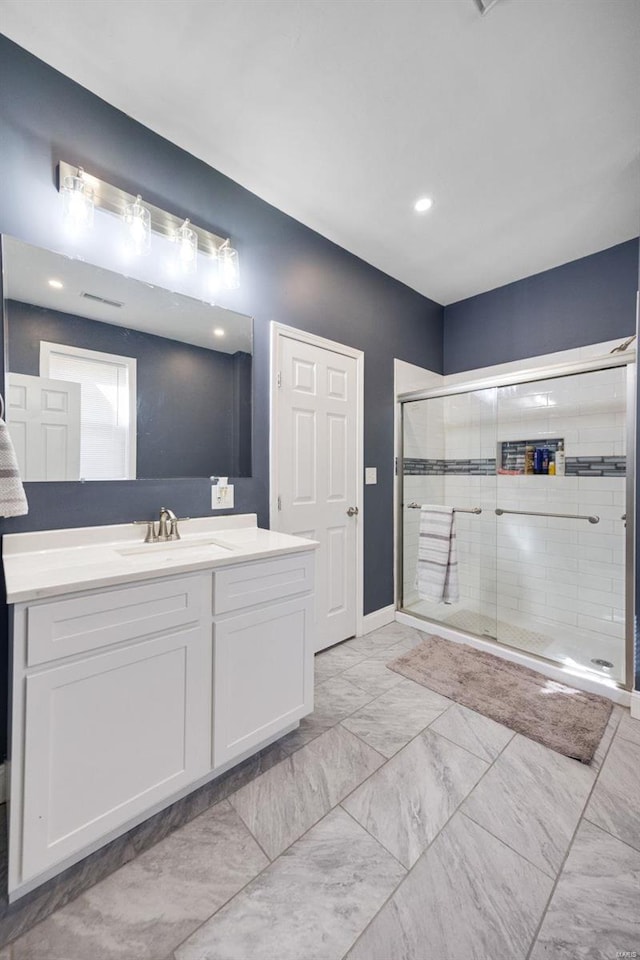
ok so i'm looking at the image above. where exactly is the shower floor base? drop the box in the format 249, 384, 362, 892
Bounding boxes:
442, 610, 549, 652
403, 598, 624, 685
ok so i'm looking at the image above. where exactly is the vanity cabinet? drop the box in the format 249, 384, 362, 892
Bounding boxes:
7, 546, 315, 900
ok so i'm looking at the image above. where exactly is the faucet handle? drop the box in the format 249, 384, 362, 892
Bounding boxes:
168, 517, 190, 541
132, 520, 158, 543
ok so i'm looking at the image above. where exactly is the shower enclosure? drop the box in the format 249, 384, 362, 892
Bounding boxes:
398, 354, 635, 690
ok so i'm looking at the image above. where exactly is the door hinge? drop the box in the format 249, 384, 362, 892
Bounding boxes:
395, 457, 398, 476
276, 372, 282, 388
277, 495, 282, 511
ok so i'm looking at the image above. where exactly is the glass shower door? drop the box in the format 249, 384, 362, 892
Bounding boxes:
401, 387, 498, 638
494, 366, 628, 684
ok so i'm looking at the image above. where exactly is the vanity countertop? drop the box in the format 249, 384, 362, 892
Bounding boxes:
2, 514, 318, 604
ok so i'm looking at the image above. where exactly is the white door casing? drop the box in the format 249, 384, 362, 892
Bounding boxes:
6, 372, 81, 481
271, 323, 363, 651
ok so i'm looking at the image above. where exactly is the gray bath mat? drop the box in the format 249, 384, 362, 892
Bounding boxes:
388, 634, 613, 763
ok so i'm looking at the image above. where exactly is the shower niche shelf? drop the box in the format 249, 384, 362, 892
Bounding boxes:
499, 438, 564, 474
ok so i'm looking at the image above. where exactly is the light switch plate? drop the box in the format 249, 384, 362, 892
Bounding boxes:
211, 484, 234, 510
365, 467, 377, 485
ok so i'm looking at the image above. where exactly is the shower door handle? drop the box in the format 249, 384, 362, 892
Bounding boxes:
346, 506, 359, 517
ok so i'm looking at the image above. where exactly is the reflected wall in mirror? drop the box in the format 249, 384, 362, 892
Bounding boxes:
1, 237, 253, 480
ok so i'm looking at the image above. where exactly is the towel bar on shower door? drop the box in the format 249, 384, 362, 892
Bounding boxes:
495, 507, 599, 524
406, 503, 482, 514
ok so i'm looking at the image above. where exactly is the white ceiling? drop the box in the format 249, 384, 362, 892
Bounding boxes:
1, 0, 639, 305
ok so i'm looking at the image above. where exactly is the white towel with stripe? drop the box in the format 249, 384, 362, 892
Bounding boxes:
415, 505, 459, 603
0, 418, 28, 517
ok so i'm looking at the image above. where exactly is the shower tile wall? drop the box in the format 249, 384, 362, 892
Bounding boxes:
403, 366, 627, 678
402, 397, 444, 607
441, 390, 498, 630
492, 368, 625, 672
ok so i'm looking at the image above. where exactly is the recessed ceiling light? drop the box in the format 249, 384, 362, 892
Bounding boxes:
213, 328, 225, 337
48, 278, 64, 289
414, 197, 433, 213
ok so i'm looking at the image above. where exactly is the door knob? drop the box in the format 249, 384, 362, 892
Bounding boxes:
346, 506, 359, 517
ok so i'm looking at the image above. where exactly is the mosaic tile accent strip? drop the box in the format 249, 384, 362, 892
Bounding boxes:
500, 439, 563, 473
403, 458, 496, 476
565, 457, 626, 477
403, 455, 626, 478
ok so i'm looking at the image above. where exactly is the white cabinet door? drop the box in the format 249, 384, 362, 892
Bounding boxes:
213, 596, 314, 767
21, 625, 211, 882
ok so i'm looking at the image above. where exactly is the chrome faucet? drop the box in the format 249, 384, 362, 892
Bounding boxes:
133, 507, 190, 543
158, 507, 189, 541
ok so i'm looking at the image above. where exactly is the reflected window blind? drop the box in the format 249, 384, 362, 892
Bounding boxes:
46, 349, 133, 480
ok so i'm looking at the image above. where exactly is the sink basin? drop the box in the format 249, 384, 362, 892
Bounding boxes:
118, 537, 235, 559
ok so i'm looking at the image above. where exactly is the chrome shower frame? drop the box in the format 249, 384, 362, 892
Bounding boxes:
397, 351, 636, 692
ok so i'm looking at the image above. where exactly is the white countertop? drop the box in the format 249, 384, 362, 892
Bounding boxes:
2, 514, 318, 604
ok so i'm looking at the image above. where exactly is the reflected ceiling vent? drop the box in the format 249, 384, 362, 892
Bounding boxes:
80, 291, 124, 308
474, 0, 501, 14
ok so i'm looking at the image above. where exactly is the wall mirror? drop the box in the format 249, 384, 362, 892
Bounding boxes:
1, 236, 253, 480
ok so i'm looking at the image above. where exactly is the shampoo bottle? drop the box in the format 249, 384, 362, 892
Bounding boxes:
541, 447, 550, 475
555, 441, 566, 476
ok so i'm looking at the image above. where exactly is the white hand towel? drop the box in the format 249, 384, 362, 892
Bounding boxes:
0, 418, 28, 517
415, 505, 459, 603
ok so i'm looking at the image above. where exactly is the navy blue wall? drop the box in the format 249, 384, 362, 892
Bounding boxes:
443, 240, 639, 374
0, 32, 443, 732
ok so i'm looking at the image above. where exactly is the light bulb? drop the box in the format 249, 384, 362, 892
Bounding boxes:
61, 167, 94, 234
48, 279, 64, 289
217, 240, 240, 290
175, 218, 197, 273
123, 195, 151, 255
214, 328, 225, 337
414, 197, 433, 213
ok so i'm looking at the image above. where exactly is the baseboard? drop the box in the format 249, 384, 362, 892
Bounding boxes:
0, 763, 5, 805
631, 690, 640, 720
360, 604, 396, 635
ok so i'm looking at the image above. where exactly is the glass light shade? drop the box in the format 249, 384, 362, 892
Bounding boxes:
61, 168, 94, 234
123, 195, 151, 255
217, 240, 240, 290
176, 219, 198, 273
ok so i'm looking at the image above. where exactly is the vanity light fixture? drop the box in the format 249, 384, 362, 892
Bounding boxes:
217, 239, 240, 290
175, 218, 198, 273
414, 197, 433, 213
48, 279, 64, 289
57, 161, 241, 289
61, 166, 95, 234
474, 0, 501, 14
123, 194, 151, 255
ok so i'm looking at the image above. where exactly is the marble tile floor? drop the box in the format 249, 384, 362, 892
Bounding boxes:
0, 621, 638, 959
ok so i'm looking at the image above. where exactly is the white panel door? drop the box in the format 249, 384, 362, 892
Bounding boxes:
7, 372, 81, 480
275, 335, 359, 651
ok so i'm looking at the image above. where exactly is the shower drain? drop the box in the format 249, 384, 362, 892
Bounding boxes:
591, 658, 614, 669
